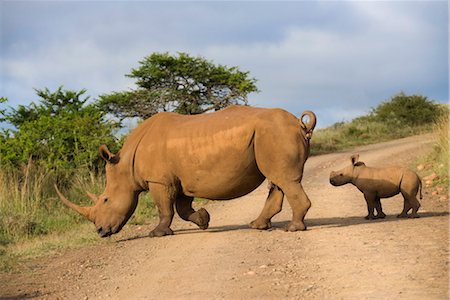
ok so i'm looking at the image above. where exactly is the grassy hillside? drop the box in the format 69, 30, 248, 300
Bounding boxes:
310, 117, 431, 155
311, 93, 445, 155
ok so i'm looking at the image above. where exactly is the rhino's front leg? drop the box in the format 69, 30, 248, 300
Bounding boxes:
363, 193, 376, 220
149, 183, 175, 237
374, 197, 386, 219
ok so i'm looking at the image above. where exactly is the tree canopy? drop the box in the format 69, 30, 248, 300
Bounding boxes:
0, 87, 119, 172
98, 52, 259, 120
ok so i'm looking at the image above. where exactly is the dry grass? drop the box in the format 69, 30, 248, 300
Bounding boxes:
310, 119, 430, 155
0, 162, 158, 271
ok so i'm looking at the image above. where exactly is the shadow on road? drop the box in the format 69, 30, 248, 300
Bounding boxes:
305, 211, 448, 229
116, 211, 448, 242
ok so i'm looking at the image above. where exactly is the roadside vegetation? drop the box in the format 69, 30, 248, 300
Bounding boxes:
0, 52, 447, 271
310, 93, 445, 154
415, 111, 449, 197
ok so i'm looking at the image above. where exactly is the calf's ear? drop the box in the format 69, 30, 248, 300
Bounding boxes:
350, 154, 359, 166
99, 144, 119, 164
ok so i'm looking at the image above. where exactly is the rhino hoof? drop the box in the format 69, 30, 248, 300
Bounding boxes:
196, 208, 210, 230
397, 213, 408, 218
149, 227, 174, 238
286, 221, 306, 232
249, 219, 272, 230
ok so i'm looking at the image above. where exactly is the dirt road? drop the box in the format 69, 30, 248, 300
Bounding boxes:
2, 135, 448, 299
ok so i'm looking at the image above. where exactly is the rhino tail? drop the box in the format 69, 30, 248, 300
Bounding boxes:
299, 110, 317, 140
419, 178, 423, 200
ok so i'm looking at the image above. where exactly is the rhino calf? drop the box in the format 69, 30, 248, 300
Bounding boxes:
329, 154, 422, 219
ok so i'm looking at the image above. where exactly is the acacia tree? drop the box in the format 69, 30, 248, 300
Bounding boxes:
98, 52, 259, 120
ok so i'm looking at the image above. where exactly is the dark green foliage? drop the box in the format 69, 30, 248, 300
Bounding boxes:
311, 92, 442, 155
0, 87, 119, 173
99, 52, 259, 120
369, 92, 443, 126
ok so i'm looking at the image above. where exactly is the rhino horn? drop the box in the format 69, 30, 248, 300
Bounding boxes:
87, 192, 98, 204
54, 184, 94, 222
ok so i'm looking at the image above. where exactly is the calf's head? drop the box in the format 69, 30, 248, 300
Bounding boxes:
329, 154, 365, 186
55, 145, 139, 237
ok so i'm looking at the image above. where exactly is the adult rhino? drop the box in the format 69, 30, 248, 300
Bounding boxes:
55, 105, 316, 237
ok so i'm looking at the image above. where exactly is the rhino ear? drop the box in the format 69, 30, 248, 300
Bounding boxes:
99, 145, 119, 164
351, 154, 360, 166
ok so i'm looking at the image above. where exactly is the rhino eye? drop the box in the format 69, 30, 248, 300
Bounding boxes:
339, 173, 343, 176
104, 198, 109, 203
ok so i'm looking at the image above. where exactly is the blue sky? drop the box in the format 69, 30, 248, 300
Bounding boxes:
1, 1, 448, 128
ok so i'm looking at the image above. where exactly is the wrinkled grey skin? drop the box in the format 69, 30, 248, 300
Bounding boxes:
329, 154, 422, 219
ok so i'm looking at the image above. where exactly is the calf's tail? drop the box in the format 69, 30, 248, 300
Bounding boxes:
419, 177, 423, 200
300, 110, 317, 140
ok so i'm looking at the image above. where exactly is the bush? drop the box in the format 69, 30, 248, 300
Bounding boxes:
370, 92, 443, 126
0, 87, 120, 176
311, 92, 441, 155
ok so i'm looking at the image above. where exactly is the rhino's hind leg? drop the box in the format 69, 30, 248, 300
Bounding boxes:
176, 195, 210, 230
397, 198, 412, 218
149, 183, 175, 238
401, 192, 421, 218
250, 183, 284, 230
281, 183, 310, 231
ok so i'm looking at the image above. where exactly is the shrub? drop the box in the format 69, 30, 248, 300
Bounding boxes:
370, 92, 443, 126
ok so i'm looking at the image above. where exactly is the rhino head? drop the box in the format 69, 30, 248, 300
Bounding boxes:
329, 154, 366, 186
55, 145, 140, 237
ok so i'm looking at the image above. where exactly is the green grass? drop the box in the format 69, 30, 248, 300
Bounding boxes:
311, 118, 432, 155
416, 113, 449, 192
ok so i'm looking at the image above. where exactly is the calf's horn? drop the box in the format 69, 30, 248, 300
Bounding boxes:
54, 184, 94, 222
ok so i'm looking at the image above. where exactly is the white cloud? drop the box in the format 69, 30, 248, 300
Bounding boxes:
1, 1, 447, 127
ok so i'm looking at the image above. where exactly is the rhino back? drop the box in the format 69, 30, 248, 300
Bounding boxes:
355, 166, 405, 198
132, 106, 301, 199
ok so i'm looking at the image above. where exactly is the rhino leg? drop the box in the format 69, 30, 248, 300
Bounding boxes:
374, 197, 386, 219
250, 183, 284, 230
149, 183, 175, 237
363, 193, 377, 220
175, 195, 210, 230
397, 198, 412, 218
401, 191, 421, 218
281, 183, 310, 231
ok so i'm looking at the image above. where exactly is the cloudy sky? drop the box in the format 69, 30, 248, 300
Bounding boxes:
1, 1, 448, 128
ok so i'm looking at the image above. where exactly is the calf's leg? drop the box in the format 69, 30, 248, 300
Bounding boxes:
374, 197, 386, 219
400, 174, 421, 218
250, 183, 284, 230
175, 194, 210, 230
401, 191, 421, 218
363, 193, 376, 220
397, 198, 412, 218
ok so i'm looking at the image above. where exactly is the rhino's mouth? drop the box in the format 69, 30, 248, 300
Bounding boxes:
97, 227, 113, 238
97, 220, 128, 237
